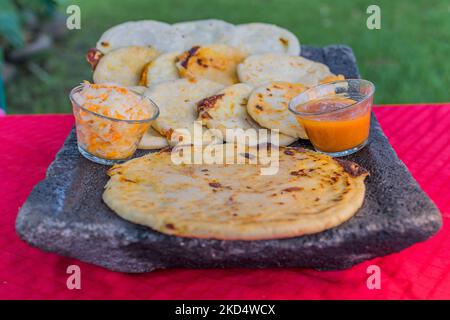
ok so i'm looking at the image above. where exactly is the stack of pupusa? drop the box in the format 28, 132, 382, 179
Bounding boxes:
88, 19, 343, 149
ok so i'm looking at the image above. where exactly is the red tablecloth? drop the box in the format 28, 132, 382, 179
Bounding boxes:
1, 104, 449, 300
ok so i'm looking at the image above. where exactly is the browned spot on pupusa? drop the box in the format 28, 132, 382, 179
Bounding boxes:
227, 195, 237, 205
290, 169, 308, 177
256, 105, 264, 111
197, 94, 225, 114
86, 48, 104, 70
200, 111, 213, 120
165, 223, 175, 230
240, 153, 255, 160
165, 128, 175, 140
180, 46, 200, 68
139, 61, 152, 86
279, 37, 289, 47
335, 159, 369, 177
283, 187, 304, 192
196, 58, 208, 68
209, 182, 222, 188
121, 178, 137, 183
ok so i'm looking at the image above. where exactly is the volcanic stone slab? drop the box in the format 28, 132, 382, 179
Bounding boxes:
16, 45, 442, 272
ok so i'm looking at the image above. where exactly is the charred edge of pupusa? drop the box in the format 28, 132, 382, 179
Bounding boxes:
196, 94, 225, 118
86, 48, 104, 71
209, 182, 222, 188
139, 61, 153, 86
335, 159, 369, 178
179, 46, 200, 69
282, 187, 304, 192
240, 153, 256, 160
283, 147, 307, 156
165, 223, 176, 230
106, 165, 123, 177
160, 146, 173, 153
279, 37, 289, 48
165, 128, 189, 144
120, 178, 137, 183
164, 128, 175, 140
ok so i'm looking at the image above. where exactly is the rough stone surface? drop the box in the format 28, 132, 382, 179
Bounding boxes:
16, 45, 442, 272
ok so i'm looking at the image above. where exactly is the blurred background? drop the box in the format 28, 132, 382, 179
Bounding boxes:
1, 0, 449, 114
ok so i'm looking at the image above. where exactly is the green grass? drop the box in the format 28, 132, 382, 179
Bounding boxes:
5, 0, 450, 114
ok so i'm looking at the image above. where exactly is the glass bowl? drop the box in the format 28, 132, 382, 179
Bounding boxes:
70, 85, 159, 165
289, 79, 375, 157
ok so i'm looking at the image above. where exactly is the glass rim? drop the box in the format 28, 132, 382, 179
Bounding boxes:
69, 84, 160, 123
288, 79, 375, 117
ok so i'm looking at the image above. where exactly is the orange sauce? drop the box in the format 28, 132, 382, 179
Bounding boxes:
295, 96, 371, 153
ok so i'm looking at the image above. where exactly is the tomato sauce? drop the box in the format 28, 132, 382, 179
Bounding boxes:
295, 96, 371, 153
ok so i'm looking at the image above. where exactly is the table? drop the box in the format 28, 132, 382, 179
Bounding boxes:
0, 104, 449, 300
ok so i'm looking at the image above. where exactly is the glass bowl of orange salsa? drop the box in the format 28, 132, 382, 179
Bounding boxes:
289, 79, 375, 157
70, 82, 159, 165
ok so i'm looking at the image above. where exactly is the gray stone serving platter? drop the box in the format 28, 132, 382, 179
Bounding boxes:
16, 45, 442, 272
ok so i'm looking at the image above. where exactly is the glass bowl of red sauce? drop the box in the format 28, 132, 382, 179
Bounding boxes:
289, 79, 375, 157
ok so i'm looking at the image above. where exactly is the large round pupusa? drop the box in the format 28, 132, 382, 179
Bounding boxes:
93, 46, 160, 86
103, 146, 369, 240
